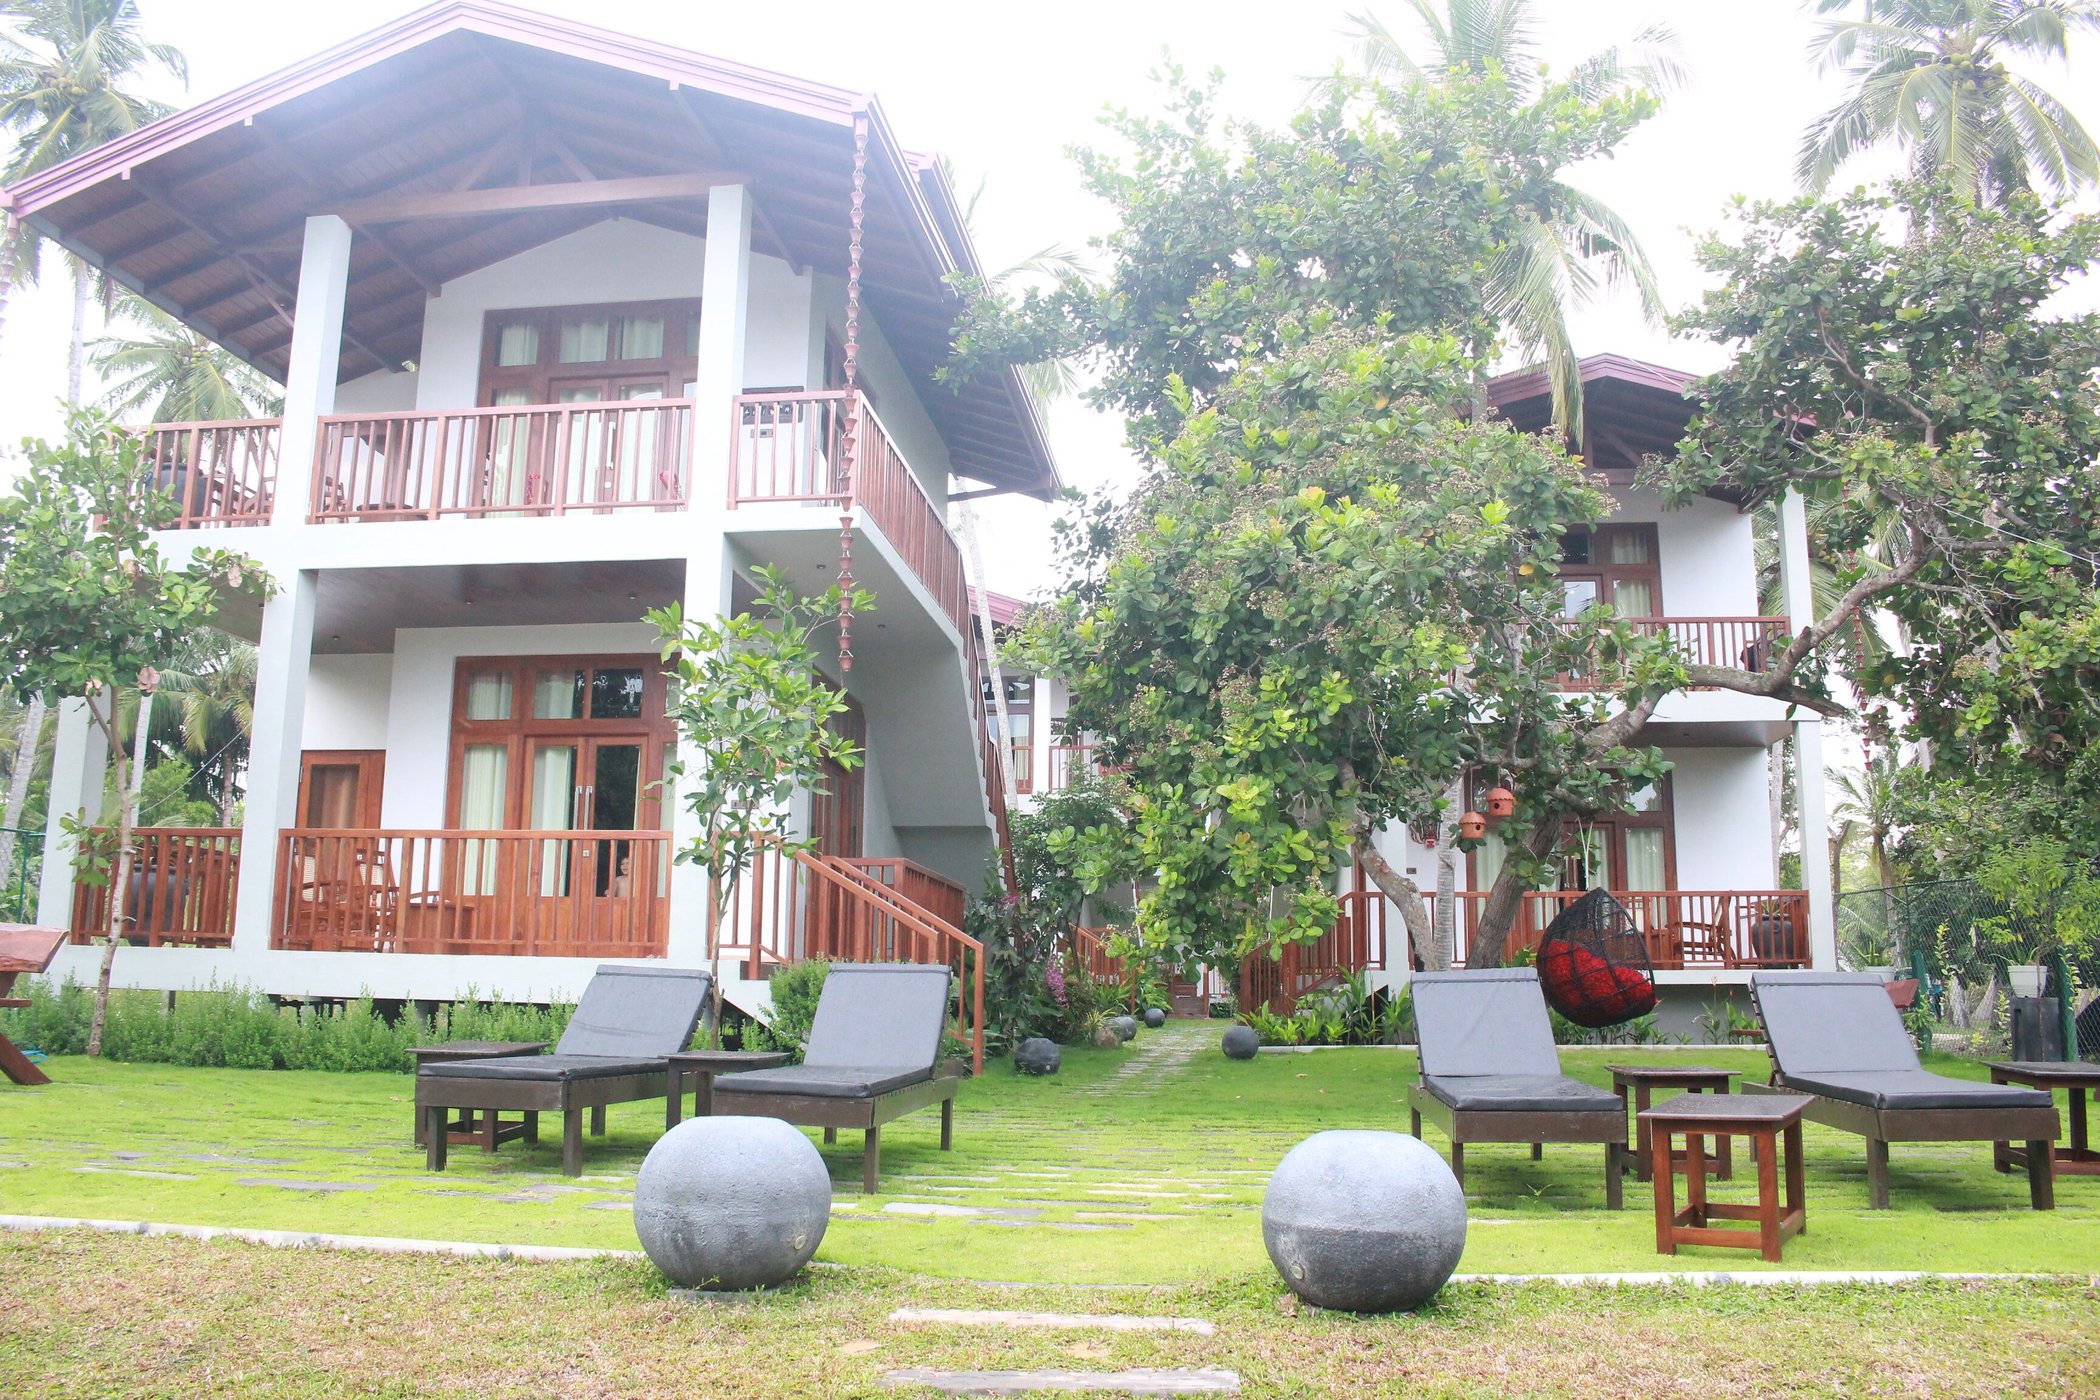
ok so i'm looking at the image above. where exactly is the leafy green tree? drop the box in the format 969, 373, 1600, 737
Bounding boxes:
1340, 1, 1681, 433
91, 296, 282, 424
1659, 182, 2100, 798
0, 0, 186, 392
1800, 0, 2100, 203
650, 567, 872, 1038
0, 408, 267, 1053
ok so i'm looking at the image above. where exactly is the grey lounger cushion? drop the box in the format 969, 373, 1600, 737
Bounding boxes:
1780, 1070, 2052, 1112
1752, 971, 2051, 1111
1411, 969, 1564, 1079
716, 962, 952, 1103
1422, 1073, 1622, 1113
712, 1064, 932, 1099
553, 965, 712, 1059
421, 1053, 668, 1083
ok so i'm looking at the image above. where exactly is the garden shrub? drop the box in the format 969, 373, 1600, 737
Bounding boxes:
1240, 973, 1410, 1046
743, 957, 828, 1062
0, 976, 573, 1072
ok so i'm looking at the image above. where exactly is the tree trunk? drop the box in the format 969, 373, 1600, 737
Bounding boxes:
0, 694, 47, 893
1430, 781, 1459, 965
87, 696, 152, 1057
1352, 833, 1438, 972
1767, 740, 1787, 880
1473, 816, 1566, 968
67, 260, 90, 408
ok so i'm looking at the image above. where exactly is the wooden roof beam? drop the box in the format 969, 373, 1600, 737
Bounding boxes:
669, 86, 799, 273
124, 168, 403, 371
249, 127, 444, 298
324, 170, 742, 225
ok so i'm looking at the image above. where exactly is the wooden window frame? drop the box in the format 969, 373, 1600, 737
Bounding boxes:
1561, 523, 1664, 617
444, 654, 677, 833
1467, 774, 1679, 894
479, 298, 701, 407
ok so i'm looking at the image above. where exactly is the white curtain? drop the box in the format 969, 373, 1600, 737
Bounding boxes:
457, 744, 509, 895
532, 746, 578, 896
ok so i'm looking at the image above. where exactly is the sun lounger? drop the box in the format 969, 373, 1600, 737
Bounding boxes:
1748, 971, 2059, 1209
712, 962, 961, 1193
417, 964, 710, 1176
1406, 968, 1626, 1208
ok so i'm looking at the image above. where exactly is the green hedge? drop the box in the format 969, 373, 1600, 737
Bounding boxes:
0, 977, 573, 1073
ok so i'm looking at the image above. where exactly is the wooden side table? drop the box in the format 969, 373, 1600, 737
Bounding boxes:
1986, 1061, 2100, 1176
665, 1049, 791, 1127
1641, 1092, 1809, 1263
0, 924, 65, 1087
1610, 1063, 1737, 1182
410, 1041, 551, 1149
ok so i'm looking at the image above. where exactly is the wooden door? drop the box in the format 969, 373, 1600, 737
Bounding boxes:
298, 750, 384, 827
524, 735, 649, 952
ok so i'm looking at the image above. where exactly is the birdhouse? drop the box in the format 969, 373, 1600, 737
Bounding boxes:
1458, 811, 1488, 841
1486, 786, 1516, 820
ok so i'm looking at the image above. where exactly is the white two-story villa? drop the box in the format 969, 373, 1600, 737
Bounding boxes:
1007, 356, 1836, 1032
11, 2, 1056, 1055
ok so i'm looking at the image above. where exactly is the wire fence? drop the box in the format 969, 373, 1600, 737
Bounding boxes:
1837, 878, 2097, 1060
0, 826, 39, 923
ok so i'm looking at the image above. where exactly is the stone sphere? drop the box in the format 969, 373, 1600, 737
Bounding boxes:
1221, 1025, 1261, 1060
1108, 1015, 1139, 1042
1262, 1130, 1466, 1313
1014, 1037, 1061, 1075
1144, 1008, 1167, 1029
1093, 1023, 1123, 1049
634, 1116, 831, 1290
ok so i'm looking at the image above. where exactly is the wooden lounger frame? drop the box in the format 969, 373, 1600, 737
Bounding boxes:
1741, 1078, 2057, 1209
1408, 1083, 1626, 1210
418, 1068, 677, 1177
720, 1064, 964, 1193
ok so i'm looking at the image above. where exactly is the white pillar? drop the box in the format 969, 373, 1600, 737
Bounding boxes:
665, 535, 737, 969
272, 215, 353, 525
694, 184, 752, 498
33, 694, 111, 929
1775, 488, 1836, 967
1032, 676, 1054, 798
229, 570, 318, 954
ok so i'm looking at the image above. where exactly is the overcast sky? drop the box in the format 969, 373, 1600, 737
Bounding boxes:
1, 0, 2094, 600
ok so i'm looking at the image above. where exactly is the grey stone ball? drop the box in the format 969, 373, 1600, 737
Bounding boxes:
1144, 1008, 1167, 1029
1262, 1130, 1466, 1313
1222, 1024, 1262, 1060
1093, 1023, 1123, 1049
1108, 1015, 1139, 1042
634, 1116, 831, 1291
1014, 1037, 1061, 1075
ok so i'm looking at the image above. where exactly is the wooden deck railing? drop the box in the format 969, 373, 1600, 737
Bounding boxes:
135, 420, 279, 528
271, 829, 671, 958
69, 827, 241, 947
1045, 743, 1100, 793
711, 842, 985, 1071
1239, 890, 1390, 1015
727, 390, 971, 633
839, 857, 969, 932
1561, 616, 1792, 688
311, 400, 691, 522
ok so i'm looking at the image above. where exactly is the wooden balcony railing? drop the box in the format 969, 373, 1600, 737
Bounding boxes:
312, 399, 691, 523
271, 829, 671, 957
839, 857, 969, 932
1562, 616, 1791, 688
1045, 743, 1100, 793
711, 842, 985, 1071
1237, 886, 1813, 1011
728, 390, 970, 633
69, 827, 241, 947
135, 420, 279, 528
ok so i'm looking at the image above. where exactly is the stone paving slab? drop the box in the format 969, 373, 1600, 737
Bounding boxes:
882, 1368, 1239, 1395
74, 1166, 195, 1181
891, 1308, 1214, 1335
236, 1178, 375, 1193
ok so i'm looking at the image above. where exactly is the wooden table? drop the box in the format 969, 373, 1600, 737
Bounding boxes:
0, 924, 66, 1087
665, 1049, 791, 1126
1641, 1092, 1809, 1263
1610, 1063, 1738, 1182
1987, 1061, 2100, 1177
409, 1041, 550, 1149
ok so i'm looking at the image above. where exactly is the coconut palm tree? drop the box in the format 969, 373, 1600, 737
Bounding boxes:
0, 0, 186, 377
1800, 0, 2100, 203
92, 296, 282, 424
1340, 1, 1682, 437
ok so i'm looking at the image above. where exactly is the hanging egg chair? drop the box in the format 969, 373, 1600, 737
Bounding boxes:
1535, 889, 1657, 1029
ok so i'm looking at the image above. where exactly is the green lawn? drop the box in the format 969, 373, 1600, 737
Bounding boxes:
3, 1023, 2095, 1285
3, 1232, 2097, 1398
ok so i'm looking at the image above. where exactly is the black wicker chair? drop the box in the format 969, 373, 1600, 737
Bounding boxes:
1535, 889, 1657, 1029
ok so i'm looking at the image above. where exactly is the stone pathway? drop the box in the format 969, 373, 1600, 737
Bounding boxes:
873, 1293, 1239, 1394
1074, 1025, 1208, 1098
